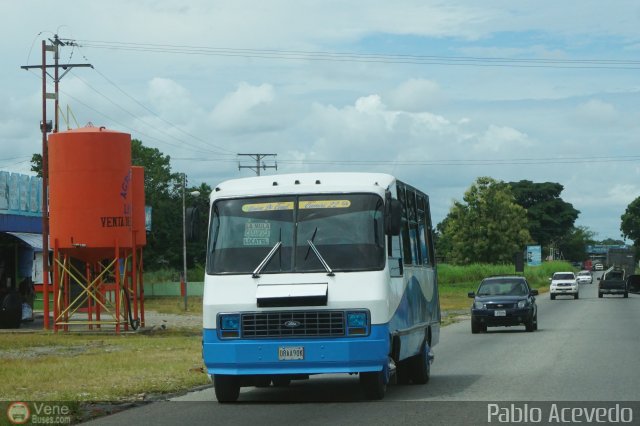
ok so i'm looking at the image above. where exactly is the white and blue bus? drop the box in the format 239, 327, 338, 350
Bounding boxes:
202, 173, 440, 401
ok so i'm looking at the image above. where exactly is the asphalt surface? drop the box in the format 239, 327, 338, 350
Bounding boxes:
85, 272, 640, 425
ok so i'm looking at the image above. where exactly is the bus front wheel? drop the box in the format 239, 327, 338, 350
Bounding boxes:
214, 374, 240, 403
409, 342, 431, 385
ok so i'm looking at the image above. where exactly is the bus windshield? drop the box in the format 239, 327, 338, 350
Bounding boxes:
206, 193, 385, 275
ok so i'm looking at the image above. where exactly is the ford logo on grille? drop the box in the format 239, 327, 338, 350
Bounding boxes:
284, 320, 302, 328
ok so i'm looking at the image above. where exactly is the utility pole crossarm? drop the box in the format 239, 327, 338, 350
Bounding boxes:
237, 153, 278, 176
20, 64, 93, 69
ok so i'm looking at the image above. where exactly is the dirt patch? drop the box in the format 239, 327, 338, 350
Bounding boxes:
0, 341, 123, 359
441, 309, 470, 326
140, 311, 201, 331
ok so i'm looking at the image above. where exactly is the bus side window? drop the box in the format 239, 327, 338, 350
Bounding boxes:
407, 189, 422, 266
389, 233, 403, 277
417, 196, 430, 266
398, 185, 413, 266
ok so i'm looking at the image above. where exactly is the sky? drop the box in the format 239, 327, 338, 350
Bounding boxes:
1, 0, 640, 242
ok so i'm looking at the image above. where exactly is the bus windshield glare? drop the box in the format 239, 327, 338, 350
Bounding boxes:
206, 193, 385, 274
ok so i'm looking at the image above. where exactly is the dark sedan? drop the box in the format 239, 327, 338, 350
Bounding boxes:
468, 276, 538, 333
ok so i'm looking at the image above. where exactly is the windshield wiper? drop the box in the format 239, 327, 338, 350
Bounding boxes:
252, 241, 283, 278
307, 239, 335, 276
304, 227, 318, 261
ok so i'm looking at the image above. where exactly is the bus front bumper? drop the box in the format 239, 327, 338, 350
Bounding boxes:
202, 325, 389, 376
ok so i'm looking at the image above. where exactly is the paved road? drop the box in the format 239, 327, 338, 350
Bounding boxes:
86, 273, 640, 425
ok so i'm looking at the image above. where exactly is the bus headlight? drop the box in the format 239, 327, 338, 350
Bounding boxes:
219, 314, 240, 338
346, 311, 369, 336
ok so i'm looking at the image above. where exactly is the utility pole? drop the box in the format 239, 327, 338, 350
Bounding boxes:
182, 173, 188, 311
20, 35, 92, 330
238, 153, 277, 176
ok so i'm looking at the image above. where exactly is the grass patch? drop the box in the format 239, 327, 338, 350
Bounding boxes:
144, 267, 205, 284
144, 296, 203, 315
0, 330, 208, 402
437, 261, 569, 314
438, 260, 573, 292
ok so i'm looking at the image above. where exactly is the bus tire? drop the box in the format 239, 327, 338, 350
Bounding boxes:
360, 371, 386, 400
409, 342, 430, 385
214, 374, 240, 403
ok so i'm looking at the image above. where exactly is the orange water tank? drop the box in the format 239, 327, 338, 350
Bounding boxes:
49, 127, 135, 250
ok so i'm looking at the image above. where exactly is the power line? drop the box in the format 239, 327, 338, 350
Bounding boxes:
81, 55, 236, 155
173, 154, 640, 167
69, 42, 237, 156
69, 70, 229, 156
70, 39, 640, 70
23, 68, 237, 159
25, 39, 237, 158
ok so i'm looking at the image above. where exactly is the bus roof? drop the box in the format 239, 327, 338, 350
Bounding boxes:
211, 172, 396, 199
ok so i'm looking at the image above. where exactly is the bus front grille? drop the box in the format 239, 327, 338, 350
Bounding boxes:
241, 310, 345, 338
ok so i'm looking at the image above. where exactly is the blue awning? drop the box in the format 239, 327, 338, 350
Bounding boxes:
4, 232, 45, 251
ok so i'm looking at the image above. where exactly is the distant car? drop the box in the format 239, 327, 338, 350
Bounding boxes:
468, 276, 538, 333
549, 271, 579, 300
594, 263, 604, 271
576, 270, 593, 284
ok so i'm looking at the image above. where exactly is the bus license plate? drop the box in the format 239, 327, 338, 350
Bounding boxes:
494, 310, 506, 317
278, 346, 304, 361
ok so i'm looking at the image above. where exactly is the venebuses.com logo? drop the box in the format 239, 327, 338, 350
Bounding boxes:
6, 401, 30, 425
5, 401, 73, 425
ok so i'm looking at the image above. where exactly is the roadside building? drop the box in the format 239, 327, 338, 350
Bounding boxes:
0, 171, 44, 327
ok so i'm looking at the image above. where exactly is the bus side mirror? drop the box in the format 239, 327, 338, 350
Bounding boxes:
385, 199, 402, 236
186, 206, 200, 242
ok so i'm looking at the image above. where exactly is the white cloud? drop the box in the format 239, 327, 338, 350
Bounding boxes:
209, 82, 277, 132
385, 79, 444, 112
574, 99, 618, 125
147, 78, 197, 124
476, 125, 531, 153
354, 95, 384, 114
607, 184, 640, 206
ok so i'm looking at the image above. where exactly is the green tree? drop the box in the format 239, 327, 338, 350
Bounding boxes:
31, 153, 43, 177
621, 197, 640, 247
508, 180, 579, 247
597, 238, 625, 245
556, 226, 596, 261
130, 139, 181, 269
434, 216, 451, 261
439, 177, 532, 264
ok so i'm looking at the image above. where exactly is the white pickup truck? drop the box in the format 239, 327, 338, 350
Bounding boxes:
549, 271, 579, 300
